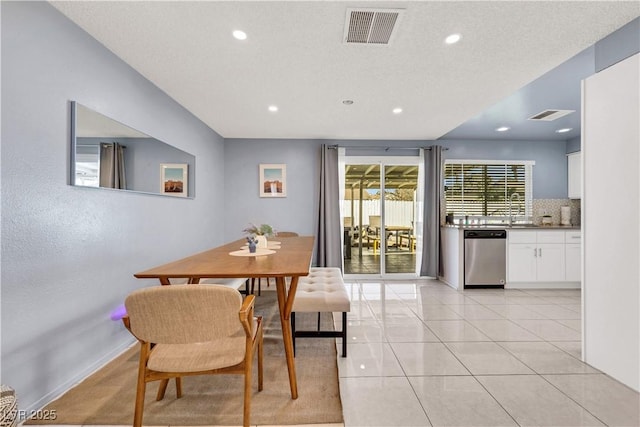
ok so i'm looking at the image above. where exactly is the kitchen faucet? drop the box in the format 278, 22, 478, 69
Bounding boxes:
508, 192, 521, 226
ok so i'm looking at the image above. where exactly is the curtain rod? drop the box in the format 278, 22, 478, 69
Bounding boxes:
76, 144, 127, 148
327, 145, 448, 151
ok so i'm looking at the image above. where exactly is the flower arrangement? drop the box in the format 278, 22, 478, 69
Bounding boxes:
242, 223, 274, 237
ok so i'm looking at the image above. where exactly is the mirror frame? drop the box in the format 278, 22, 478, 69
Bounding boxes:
70, 101, 195, 198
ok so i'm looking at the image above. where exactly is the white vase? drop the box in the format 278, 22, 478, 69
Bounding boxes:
256, 235, 268, 249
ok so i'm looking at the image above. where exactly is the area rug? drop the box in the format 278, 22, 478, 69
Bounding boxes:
26, 291, 343, 425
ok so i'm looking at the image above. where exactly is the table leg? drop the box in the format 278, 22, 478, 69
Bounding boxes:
276, 276, 298, 399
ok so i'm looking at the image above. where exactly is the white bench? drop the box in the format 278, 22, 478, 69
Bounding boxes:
291, 267, 350, 357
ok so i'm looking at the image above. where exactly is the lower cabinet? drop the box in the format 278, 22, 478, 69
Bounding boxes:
507, 243, 537, 282
536, 244, 566, 281
507, 230, 579, 286
508, 242, 565, 282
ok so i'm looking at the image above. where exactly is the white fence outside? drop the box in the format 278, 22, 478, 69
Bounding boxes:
342, 200, 415, 229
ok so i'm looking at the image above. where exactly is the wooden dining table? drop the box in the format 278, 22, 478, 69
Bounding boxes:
133, 235, 315, 400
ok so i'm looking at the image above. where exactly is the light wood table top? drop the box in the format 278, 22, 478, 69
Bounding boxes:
135, 236, 314, 285
133, 235, 315, 400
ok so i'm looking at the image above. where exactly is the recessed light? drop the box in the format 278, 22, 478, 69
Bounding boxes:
556, 128, 573, 133
342, 100, 354, 105
232, 30, 247, 40
268, 105, 278, 112
445, 33, 461, 44
393, 107, 403, 114
496, 126, 510, 132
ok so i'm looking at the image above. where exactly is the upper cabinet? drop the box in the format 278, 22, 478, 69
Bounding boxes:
567, 151, 582, 199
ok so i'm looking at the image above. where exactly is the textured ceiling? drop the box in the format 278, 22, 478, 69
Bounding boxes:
51, 1, 640, 141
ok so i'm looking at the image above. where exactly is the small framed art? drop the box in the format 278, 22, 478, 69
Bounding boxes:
259, 164, 286, 197
160, 163, 188, 197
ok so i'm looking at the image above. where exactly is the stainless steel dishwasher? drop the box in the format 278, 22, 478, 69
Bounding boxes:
464, 229, 507, 288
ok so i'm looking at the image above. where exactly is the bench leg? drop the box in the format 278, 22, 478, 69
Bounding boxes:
291, 311, 348, 358
341, 312, 347, 357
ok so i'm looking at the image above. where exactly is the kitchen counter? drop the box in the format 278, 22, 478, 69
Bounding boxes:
440, 225, 581, 290
442, 224, 581, 230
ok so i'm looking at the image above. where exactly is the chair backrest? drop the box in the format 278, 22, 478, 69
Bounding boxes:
369, 215, 381, 228
125, 285, 243, 344
276, 231, 299, 237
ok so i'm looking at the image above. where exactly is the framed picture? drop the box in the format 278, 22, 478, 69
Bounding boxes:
259, 164, 286, 197
160, 163, 188, 197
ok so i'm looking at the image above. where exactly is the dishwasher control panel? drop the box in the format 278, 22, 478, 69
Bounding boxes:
464, 230, 507, 239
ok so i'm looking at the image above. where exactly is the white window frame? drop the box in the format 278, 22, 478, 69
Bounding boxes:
444, 159, 534, 222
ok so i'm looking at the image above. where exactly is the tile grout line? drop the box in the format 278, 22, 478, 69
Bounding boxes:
537, 373, 610, 426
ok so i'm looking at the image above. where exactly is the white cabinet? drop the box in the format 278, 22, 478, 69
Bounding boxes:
507, 230, 576, 285
536, 244, 566, 281
565, 231, 581, 282
508, 243, 538, 282
567, 151, 582, 199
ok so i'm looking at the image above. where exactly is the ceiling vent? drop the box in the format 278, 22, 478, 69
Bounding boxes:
527, 109, 575, 121
344, 8, 404, 45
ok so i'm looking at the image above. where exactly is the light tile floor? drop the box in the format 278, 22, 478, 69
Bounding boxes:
335, 278, 640, 427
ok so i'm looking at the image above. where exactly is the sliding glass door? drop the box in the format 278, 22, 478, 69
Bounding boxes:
342, 157, 420, 277
383, 164, 419, 274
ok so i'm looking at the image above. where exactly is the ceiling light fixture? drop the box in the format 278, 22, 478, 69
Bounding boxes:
393, 107, 403, 114
232, 30, 247, 40
556, 127, 573, 133
268, 105, 278, 112
495, 126, 510, 132
445, 33, 461, 44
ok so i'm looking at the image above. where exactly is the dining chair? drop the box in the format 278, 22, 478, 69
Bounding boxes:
276, 231, 299, 237
251, 231, 299, 295
123, 285, 263, 427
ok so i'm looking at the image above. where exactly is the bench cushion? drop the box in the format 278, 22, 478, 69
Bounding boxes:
292, 267, 350, 313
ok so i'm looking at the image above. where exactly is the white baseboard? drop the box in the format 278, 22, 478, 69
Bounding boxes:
505, 281, 581, 289
22, 338, 136, 415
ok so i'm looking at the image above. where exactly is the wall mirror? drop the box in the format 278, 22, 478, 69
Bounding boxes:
70, 101, 195, 198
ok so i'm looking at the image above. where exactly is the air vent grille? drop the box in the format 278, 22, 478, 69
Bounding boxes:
528, 109, 575, 121
345, 8, 403, 45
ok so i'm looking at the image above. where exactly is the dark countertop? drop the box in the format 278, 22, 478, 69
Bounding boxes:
442, 224, 581, 231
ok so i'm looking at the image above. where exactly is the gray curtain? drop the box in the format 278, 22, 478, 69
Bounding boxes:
99, 142, 126, 189
316, 144, 341, 268
420, 146, 443, 277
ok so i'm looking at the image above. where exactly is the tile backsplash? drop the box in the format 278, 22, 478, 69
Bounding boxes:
440, 198, 582, 226
533, 199, 581, 226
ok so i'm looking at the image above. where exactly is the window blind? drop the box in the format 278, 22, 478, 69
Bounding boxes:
444, 160, 533, 217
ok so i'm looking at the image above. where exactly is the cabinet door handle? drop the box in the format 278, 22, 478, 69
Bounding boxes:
538, 248, 542, 257
534, 248, 537, 257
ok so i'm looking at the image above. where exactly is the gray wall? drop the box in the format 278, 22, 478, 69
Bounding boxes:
595, 17, 640, 72
223, 139, 323, 242
1, 1, 225, 411
562, 18, 640, 154
439, 139, 570, 199
223, 138, 570, 243
566, 136, 581, 153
